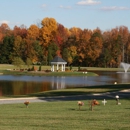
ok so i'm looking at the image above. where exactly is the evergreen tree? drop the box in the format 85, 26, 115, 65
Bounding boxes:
0, 36, 14, 63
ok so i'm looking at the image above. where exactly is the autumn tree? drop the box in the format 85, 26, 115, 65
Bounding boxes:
39, 17, 58, 64
102, 31, 113, 67
55, 23, 70, 50
0, 23, 11, 43
40, 17, 57, 46
25, 24, 41, 64
27, 24, 39, 40
119, 26, 129, 62
69, 27, 82, 41
77, 29, 92, 66
0, 23, 10, 34
1, 17, 130, 68
0, 31, 4, 43
85, 29, 103, 65
13, 36, 23, 57
126, 34, 130, 63
102, 28, 123, 67
13, 25, 27, 38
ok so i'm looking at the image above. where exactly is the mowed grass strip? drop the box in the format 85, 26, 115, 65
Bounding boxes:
0, 100, 130, 130
27, 84, 130, 98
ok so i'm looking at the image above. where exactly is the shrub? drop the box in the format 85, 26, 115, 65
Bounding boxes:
78, 68, 87, 72
39, 66, 42, 71
45, 69, 51, 72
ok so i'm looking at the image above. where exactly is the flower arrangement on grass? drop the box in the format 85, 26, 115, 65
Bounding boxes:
78, 101, 84, 110
89, 99, 99, 111
24, 101, 30, 108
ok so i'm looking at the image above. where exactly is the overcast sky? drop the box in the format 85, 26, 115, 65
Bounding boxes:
0, 0, 130, 31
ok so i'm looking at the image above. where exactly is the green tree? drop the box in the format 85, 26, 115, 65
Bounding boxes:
0, 36, 14, 63
32, 41, 44, 64
39, 65, 42, 71
47, 48, 53, 65
12, 57, 25, 69
47, 42, 58, 65
26, 58, 32, 68
62, 48, 72, 65
62, 48, 69, 63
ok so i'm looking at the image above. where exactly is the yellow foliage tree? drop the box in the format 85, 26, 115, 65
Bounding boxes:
40, 17, 57, 46
27, 24, 39, 40
13, 36, 23, 57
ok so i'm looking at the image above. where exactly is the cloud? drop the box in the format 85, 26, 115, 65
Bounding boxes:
59, 5, 72, 9
101, 6, 130, 11
77, 0, 101, 5
0, 20, 10, 25
41, 4, 47, 9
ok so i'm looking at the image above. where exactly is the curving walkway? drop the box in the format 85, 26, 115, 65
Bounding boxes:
0, 89, 130, 104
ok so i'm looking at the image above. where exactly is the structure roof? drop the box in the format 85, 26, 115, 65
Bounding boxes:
50, 56, 67, 63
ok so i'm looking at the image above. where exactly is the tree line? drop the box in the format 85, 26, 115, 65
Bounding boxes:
0, 17, 130, 68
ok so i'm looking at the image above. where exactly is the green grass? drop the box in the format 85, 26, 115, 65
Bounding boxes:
0, 64, 127, 76
0, 70, 98, 76
0, 100, 130, 130
0, 64, 50, 70
0, 64, 124, 71
26, 84, 130, 98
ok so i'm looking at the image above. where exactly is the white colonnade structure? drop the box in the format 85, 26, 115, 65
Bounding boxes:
50, 56, 67, 72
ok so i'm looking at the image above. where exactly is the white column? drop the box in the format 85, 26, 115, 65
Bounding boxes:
63, 64, 66, 71
61, 64, 63, 71
57, 64, 59, 71
52, 65, 54, 72
51, 66, 52, 71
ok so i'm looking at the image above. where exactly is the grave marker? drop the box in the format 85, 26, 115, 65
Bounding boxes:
102, 99, 107, 106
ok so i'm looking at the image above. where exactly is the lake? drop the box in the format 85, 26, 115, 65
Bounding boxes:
0, 71, 129, 96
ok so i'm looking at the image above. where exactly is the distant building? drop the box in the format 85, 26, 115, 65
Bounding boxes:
50, 56, 67, 72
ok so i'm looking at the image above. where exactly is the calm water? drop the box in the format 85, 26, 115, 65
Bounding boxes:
0, 71, 130, 96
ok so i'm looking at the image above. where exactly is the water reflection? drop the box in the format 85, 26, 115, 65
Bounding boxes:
0, 71, 130, 96
0, 80, 52, 96
51, 76, 66, 89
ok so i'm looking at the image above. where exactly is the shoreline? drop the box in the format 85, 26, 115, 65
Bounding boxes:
0, 89, 129, 104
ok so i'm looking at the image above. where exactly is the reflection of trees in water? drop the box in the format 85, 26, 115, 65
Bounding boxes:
0, 81, 13, 96
0, 81, 52, 96
0, 86, 2, 96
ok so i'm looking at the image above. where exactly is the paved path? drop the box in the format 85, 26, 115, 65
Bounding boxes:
0, 89, 130, 104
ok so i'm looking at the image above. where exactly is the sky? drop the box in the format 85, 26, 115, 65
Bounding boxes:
0, 0, 130, 31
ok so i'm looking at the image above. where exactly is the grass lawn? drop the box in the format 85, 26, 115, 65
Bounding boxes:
22, 82, 129, 98
0, 99, 130, 130
0, 64, 127, 77
0, 64, 99, 76
0, 64, 124, 71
